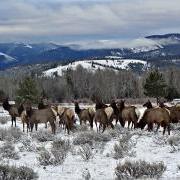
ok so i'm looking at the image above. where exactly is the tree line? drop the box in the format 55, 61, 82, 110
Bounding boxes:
0, 65, 179, 103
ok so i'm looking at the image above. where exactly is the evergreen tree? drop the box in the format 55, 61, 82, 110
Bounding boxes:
143, 70, 167, 104
16, 77, 39, 103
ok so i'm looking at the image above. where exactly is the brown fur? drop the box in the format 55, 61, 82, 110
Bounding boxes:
138, 107, 170, 135
159, 102, 180, 123
94, 109, 111, 133
27, 108, 57, 134
74, 102, 95, 128
2, 99, 19, 127
57, 106, 75, 134
20, 110, 30, 132
117, 100, 138, 128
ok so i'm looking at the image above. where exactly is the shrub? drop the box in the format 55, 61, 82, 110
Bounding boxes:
37, 148, 53, 166
82, 168, 91, 180
51, 138, 71, 165
37, 139, 71, 166
78, 144, 94, 161
0, 142, 19, 160
74, 124, 89, 132
31, 130, 54, 142
113, 133, 135, 159
167, 135, 180, 152
0, 164, 38, 180
0, 116, 8, 125
73, 131, 111, 146
19, 138, 36, 152
153, 135, 167, 146
52, 138, 71, 152
0, 127, 22, 142
115, 160, 166, 179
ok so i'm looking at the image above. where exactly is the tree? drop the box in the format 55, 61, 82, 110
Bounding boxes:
0, 89, 6, 101
143, 70, 167, 104
165, 70, 179, 101
16, 77, 39, 104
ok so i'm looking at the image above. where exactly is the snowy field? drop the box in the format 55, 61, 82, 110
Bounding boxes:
0, 105, 180, 180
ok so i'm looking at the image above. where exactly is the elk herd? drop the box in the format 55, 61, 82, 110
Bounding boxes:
2, 98, 180, 135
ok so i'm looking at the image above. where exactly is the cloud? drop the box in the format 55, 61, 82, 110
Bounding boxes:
0, 0, 180, 44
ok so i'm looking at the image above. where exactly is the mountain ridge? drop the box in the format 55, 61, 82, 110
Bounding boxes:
0, 33, 180, 70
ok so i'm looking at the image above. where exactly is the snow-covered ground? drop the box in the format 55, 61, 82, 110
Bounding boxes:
43, 59, 147, 77
0, 105, 180, 180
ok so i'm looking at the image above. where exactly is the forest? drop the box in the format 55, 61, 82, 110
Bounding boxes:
0, 65, 180, 103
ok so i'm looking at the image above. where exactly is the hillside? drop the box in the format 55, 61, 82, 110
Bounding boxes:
43, 58, 147, 77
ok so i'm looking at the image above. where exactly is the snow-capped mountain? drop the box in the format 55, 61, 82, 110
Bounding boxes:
0, 33, 180, 70
43, 58, 147, 77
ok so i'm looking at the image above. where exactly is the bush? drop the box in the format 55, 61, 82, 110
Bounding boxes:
0, 127, 22, 142
0, 164, 38, 180
78, 144, 94, 161
82, 168, 91, 180
0, 116, 8, 125
51, 138, 71, 165
73, 131, 111, 146
52, 138, 71, 152
31, 130, 54, 142
19, 138, 36, 152
167, 135, 180, 152
113, 133, 135, 159
37, 148, 53, 166
37, 139, 71, 166
0, 142, 19, 160
115, 160, 166, 179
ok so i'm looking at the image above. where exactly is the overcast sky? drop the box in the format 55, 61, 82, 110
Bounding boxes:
0, 0, 180, 44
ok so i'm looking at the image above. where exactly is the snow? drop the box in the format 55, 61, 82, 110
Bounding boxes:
24, 44, 33, 49
0, 52, 16, 62
43, 59, 147, 77
0, 105, 180, 179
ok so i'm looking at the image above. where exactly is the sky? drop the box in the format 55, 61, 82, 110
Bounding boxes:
0, 0, 180, 46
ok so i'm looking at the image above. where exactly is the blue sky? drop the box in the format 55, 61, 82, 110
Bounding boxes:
0, 0, 180, 45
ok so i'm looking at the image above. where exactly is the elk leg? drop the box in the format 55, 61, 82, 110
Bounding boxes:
110, 122, 114, 129
168, 124, 170, 135
11, 117, 13, 127
23, 122, 25, 132
102, 124, 106, 133
30, 122, 34, 132
14, 117, 16, 127
27, 122, 29, 133
45, 123, 47, 128
119, 117, 125, 127
95, 121, 98, 132
50, 121, 56, 134
116, 117, 118, 124
156, 124, 160, 132
148, 123, 153, 131
35, 123, 38, 131
163, 125, 167, 135
128, 121, 131, 129
80, 119, 82, 125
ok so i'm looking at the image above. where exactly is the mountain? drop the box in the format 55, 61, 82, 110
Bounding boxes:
0, 33, 180, 70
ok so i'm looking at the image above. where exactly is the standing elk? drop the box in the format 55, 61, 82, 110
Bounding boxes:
74, 102, 95, 128
26, 106, 57, 134
57, 105, 75, 134
117, 100, 139, 129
